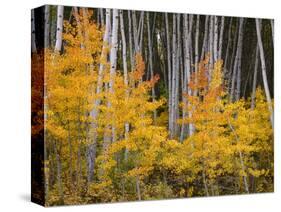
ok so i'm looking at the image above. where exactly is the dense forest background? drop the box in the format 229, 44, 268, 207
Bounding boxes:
31, 5, 274, 206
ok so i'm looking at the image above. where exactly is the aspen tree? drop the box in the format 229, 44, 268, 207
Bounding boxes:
256, 18, 274, 127
54, 6, 64, 52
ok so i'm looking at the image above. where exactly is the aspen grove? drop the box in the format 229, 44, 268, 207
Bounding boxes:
31, 6, 274, 205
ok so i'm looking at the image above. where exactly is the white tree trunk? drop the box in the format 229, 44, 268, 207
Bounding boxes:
195, 15, 200, 73
230, 18, 244, 102
200, 16, 209, 61
128, 11, 134, 70
146, 12, 157, 122
104, 9, 119, 147
228, 21, 238, 94
54, 6, 64, 52
213, 16, 219, 61
209, 16, 214, 72
180, 14, 188, 142
132, 11, 139, 53
256, 19, 274, 128
171, 14, 177, 138
139, 13, 145, 54
175, 14, 181, 135
235, 18, 244, 100
120, 10, 130, 160
184, 14, 194, 137
165, 13, 173, 138
218, 16, 225, 60
88, 9, 111, 183
223, 17, 233, 74
44, 5, 50, 48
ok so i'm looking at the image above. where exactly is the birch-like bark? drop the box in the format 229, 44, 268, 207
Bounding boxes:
256, 19, 274, 128
128, 11, 134, 70
175, 14, 181, 135
132, 11, 139, 53
223, 17, 233, 74
228, 20, 238, 93
195, 15, 200, 73
165, 13, 173, 138
104, 9, 119, 148
200, 16, 209, 61
235, 18, 244, 100
230, 18, 244, 102
120, 10, 130, 160
146, 12, 157, 122
44, 5, 50, 48
171, 14, 177, 138
180, 14, 188, 142
218, 16, 225, 60
54, 6, 64, 52
120, 10, 128, 90
183, 14, 194, 137
209, 16, 214, 72
137, 12, 144, 44
213, 16, 219, 61
87, 9, 111, 183
139, 13, 145, 54
31, 10, 37, 53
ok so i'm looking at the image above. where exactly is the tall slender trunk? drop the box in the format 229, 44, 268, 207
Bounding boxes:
251, 44, 259, 109
88, 9, 111, 183
120, 10, 130, 160
128, 11, 134, 70
104, 9, 119, 147
31, 10, 37, 53
132, 11, 139, 53
230, 18, 244, 102
228, 20, 238, 93
187, 15, 194, 136
146, 12, 157, 122
223, 17, 233, 74
209, 16, 214, 72
165, 13, 173, 138
44, 5, 50, 48
54, 6, 64, 52
235, 18, 244, 100
213, 16, 219, 61
200, 16, 209, 61
139, 13, 145, 55
181, 14, 194, 139
195, 15, 200, 73
180, 14, 188, 142
100, 8, 104, 26
218, 16, 225, 60
171, 14, 177, 138
255, 19, 274, 128
175, 14, 181, 135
